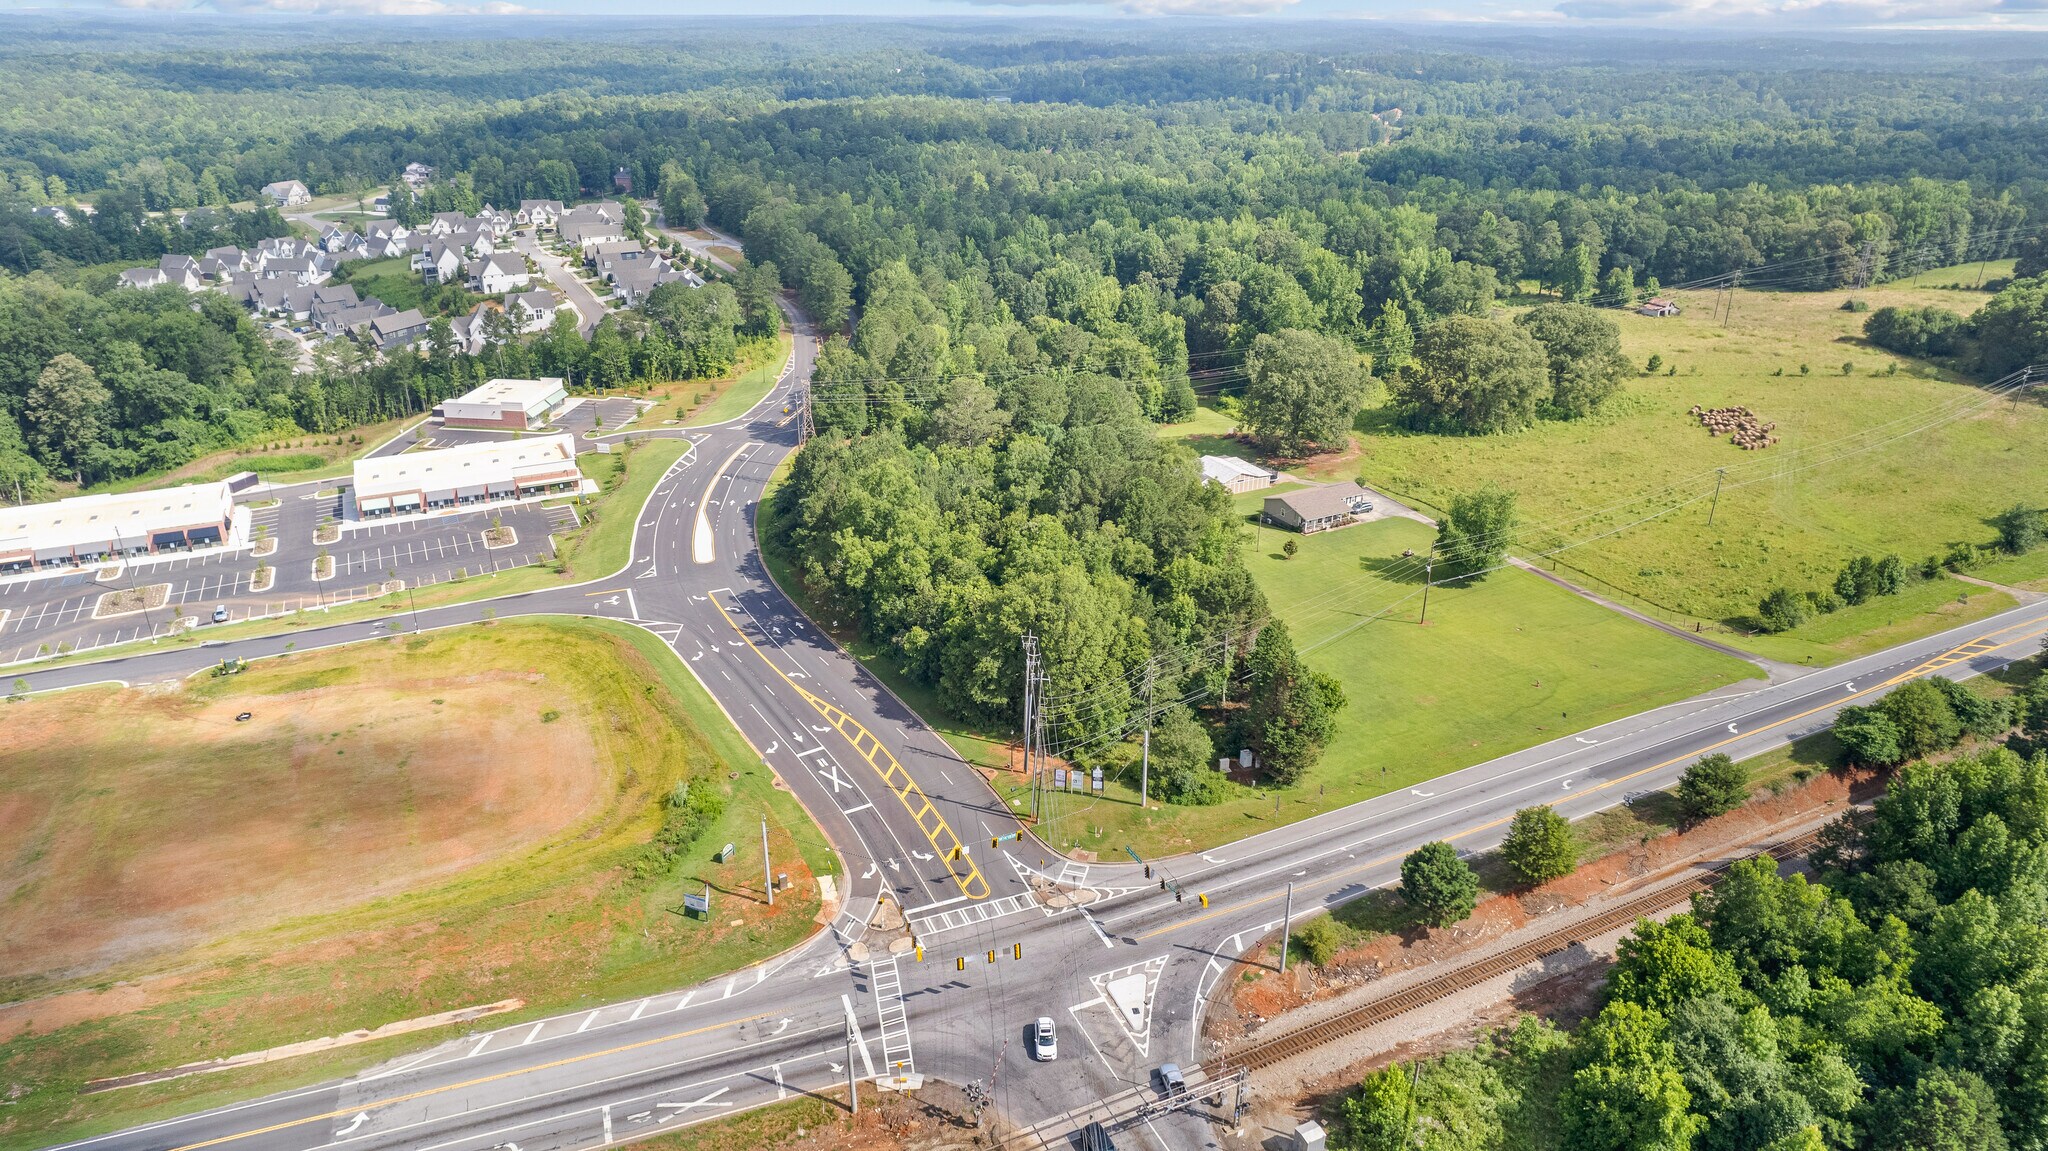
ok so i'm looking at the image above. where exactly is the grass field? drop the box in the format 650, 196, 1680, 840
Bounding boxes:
1019, 509, 1758, 856
1237, 264, 2048, 665
339, 255, 424, 310
0, 617, 831, 1151
679, 332, 794, 427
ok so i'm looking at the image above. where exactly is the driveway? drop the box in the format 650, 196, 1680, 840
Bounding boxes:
513, 230, 607, 336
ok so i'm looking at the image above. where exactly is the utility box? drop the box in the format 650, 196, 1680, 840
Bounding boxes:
1293, 1120, 1327, 1151
714, 843, 736, 864
1239, 748, 1254, 769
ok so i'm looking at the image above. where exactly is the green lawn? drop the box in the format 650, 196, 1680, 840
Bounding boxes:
1733, 574, 2017, 665
339, 256, 423, 310
680, 333, 795, 427
1974, 548, 2048, 593
1295, 268, 2047, 665
2, 618, 832, 1151
1158, 402, 1243, 459
1022, 513, 1756, 857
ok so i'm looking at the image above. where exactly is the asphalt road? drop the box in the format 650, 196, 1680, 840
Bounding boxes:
32, 282, 2048, 1151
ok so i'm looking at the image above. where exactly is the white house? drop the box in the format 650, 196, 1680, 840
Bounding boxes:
503, 289, 557, 333
262, 180, 312, 208
467, 252, 530, 294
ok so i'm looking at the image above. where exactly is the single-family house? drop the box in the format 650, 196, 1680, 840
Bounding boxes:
1263, 482, 1376, 534
117, 267, 167, 290
370, 308, 430, 351
262, 180, 312, 208
517, 199, 565, 230
31, 205, 71, 226
403, 162, 434, 189
320, 301, 396, 338
415, 241, 464, 284
467, 252, 530, 295
157, 254, 204, 291
585, 240, 649, 280
503, 289, 557, 333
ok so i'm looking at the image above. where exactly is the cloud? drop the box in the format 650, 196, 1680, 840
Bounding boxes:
1552, 0, 2033, 23
965, 0, 1300, 13
115, 0, 537, 13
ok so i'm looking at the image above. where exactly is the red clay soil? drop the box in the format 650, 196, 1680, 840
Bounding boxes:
1221, 766, 1880, 1034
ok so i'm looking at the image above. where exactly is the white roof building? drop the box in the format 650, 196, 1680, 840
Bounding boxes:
0, 481, 241, 572
439, 377, 570, 430
351, 434, 582, 518
1199, 454, 1277, 493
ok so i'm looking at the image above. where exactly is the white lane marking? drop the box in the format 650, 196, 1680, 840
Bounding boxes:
576, 1011, 598, 1033
629, 998, 650, 1021
521, 1021, 544, 1045
337, 1113, 368, 1136
1082, 911, 1116, 950
673, 991, 694, 1012
843, 994, 877, 1077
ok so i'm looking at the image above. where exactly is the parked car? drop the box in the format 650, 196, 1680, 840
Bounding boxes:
211, 604, 229, 623
1032, 1016, 1057, 1062
1156, 1063, 1186, 1095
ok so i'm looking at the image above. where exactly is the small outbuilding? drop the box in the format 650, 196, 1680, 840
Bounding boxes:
1639, 297, 1681, 317
1199, 454, 1277, 494
1264, 482, 1375, 534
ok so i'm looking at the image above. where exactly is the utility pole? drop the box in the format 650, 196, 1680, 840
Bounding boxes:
1022, 633, 1042, 821
846, 1025, 858, 1114
762, 819, 774, 907
1139, 663, 1155, 809
1723, 269, 1740, 327
1278, 882, 1294, 974
799, 387, 815, 444
1855, 239, 1878, 290
1424, 548, 1437, 618
1707, 467, 1727, 528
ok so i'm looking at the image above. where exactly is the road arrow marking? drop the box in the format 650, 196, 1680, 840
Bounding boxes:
911, 850, 934, 861
1728, 723, 1739, 733
764, 741, 779, 754
772, 1017, 792, 1035
1410, 789, 1435, 797
1200, 854, 1227, 864
338, 1113, 368, 1136
1576, 737, 1599, 745
862, 864, 878, 879
658, 1088, 732, 1113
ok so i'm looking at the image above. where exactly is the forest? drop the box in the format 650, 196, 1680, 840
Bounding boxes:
1340, 668, 2048, 1151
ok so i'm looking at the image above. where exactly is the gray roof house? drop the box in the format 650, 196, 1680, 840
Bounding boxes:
1263, 482, 1376, 534
370, 308, 430, 351
262, 180, 311, 207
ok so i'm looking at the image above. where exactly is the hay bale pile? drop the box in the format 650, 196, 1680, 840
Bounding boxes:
1690, 404, 1778, 450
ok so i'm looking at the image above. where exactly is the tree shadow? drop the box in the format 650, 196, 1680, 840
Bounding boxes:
1359, 553, 1431, 587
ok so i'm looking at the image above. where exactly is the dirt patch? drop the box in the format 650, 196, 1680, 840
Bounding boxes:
0, 664, 607, 990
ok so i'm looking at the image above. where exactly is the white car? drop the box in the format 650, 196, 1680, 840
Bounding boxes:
1032, 1016, 1057, 1061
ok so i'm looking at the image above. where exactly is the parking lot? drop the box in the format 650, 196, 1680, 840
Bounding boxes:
0, 497, 574, 667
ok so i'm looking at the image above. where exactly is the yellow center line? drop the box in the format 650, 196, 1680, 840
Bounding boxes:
709, 593, 989, 900
582, 587, 630, 597
164, 1011, 776, 1151
1138, 617, 2048, 943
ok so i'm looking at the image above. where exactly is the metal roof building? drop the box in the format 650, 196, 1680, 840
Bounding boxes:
351, 434, 582, 519
0, 481, 240, 573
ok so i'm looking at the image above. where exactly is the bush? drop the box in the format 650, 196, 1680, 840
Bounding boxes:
1399, 841, 1481, 927
1501, 806, 1577, 886
1842, 297, 1869, 312
635, 778, 727, 877
1292, 915, 1343, 966
1993, 503, 2045, 555
1756, 587, 1810, 633
1676, 753, 1750, 822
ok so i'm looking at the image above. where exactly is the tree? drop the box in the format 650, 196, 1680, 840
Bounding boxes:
1368, 298, 1414, 376
1435, 483, 1518, 575
1677, 754, 1750, 822
1150, 704, 1223, 805
1395, 315, 1551, 434
796, 252, 854, 333
1865, 1067, 2010, 1151
1879, 679, 1965, 761
1242, 620, 1346, 784
1561, 1001, 1701, 1151
1608, 915, 1744, 1014
657, 160, 705, 230
1516, 302, 1631, 418
1992, 503, 2044, 556
1400, 841, 1480, 927
24, 353, 110, 483
1239, 328, 1370, 456
1755, 587, 1810, 633
1501, 806, 1577, 886
1341, 1065, 1415, 1151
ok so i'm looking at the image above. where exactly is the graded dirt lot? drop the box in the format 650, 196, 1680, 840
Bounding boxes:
0, 656, 604, 988
0, 618, 833, 1151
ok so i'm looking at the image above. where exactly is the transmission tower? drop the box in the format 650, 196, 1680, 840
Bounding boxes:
799, 386, 815, 444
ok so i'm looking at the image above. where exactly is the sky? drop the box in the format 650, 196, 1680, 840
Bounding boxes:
9, 0, 2048, 30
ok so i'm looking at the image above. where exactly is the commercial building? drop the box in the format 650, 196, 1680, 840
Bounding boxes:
439, 377, 570, 430
351, 434, 582, 519
0, 481, 242, 573
1263, 482, 1375, 534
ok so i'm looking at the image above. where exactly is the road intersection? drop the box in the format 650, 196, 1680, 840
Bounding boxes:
29, 292, 2048, 1151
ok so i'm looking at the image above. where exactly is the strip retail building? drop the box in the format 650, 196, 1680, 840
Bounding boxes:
350, 434, 584, 519
0, 481, 245, 573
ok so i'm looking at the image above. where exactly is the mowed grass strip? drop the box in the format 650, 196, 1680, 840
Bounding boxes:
0, 617, 831, 1151
1247, 267, 2048, 664
1020, 511, 1757, 857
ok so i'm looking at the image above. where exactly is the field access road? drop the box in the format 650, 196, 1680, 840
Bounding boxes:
30, 280, 2048, 1151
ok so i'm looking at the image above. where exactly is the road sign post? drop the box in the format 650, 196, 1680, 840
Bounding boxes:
1279, 882, 1293, 973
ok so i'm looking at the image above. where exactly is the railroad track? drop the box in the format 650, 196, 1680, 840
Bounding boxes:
1228, 824, 1829, 1072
